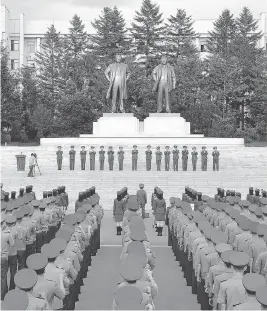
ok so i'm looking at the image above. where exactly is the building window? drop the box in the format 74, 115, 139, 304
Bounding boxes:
200, 44, 206, 52
11, 40, 19, 51
27, 42, 35, 53
11, 59, 19, 70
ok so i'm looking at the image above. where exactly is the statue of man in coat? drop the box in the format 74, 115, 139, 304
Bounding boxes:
105, 54, 130, 113
152, 55, 176, 113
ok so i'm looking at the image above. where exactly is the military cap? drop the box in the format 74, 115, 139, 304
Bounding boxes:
249, 187, 253, 190
262, 206, 267, 215
100, 145, 104, 148
63, 214, 77, 226
183, 145, 187, 148
239, 218, 251, 231
6, 203, 14, 212
39, 202, 47, 210
242, 273, 266, 293
202, 195, 210, 202
239, 200, 250, 208
1, 201, 7, 211
202, 146, 206, 149
126, 211, 138, 221
76, 207, 87, 215
26, 253, 48, 271
60, 224, 75, 234
256, 285, 267, 306
229, 251, 250, 267
212, 233, 227, 245
127, 241, 146, 255
55, 229, 72, 242
156, 146, 160, 149
5, 215, 16, 224
248, 204, 258, 213
58, 145, 62, 148
147, 145, 151, 148
260, 198, 267, 206
50, 238, 67, 252
14, 268, 37, 290
130, 227, 146, 241
76, 212, 86, 223
169, 197, 175, 204
257, 224, 267, 236
91, 146, 95, 148
2, 289, 29, 310
129, 216, 145, 231
13, 200, 21, 209
139, 183, 144, 188
1, 212, 6, 223
41, 243, 60, 259
133, 145, 137, 148
120, 257, 143, 281
31, 200, 40, 208
82, 203, 92, 212
115, 286, 143, 306
198, 220, 210, 231
165, 145, 169, 148
221, 250, 235, 264
70, 145, 74, 148
22, 205, 31, 216
15, 210, 24, 220
215, 243, 233, 254
254, 208, 263, 218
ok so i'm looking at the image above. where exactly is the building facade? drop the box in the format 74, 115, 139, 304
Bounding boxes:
1, 5, 267, 70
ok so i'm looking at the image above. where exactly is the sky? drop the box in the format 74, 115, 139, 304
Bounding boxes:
3, 0, 267, 23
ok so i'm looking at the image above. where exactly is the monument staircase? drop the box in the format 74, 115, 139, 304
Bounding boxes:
1, 113, 267, 210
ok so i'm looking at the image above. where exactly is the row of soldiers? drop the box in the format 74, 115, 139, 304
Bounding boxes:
57, 145, 220, 171
1, 184, 104, 310
112, 195, 158, 310
166, 186, 267, 310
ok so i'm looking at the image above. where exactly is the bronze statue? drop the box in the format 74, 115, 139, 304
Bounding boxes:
105, 54, 130, 113
152, 56, 176, 113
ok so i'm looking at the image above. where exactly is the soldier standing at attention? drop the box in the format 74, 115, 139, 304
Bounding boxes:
191, 146, 198, 171
201, 146, 208, 171
80, 146, 87, 170
212, 146, 220, 171
118, 147, 124, 171
108, 146, 114, 171
164, 146, 171, 171
182, 146, 189, 171
56, 146, 63, 170
146, 145, 152, 171
172, 145, 179, 171
99, 146, 105, 170
89, 146, 96, 170
155, 146, 162, 171
136, 184, 147, 219
69, 146, 76, 170
132, 145, 138, 171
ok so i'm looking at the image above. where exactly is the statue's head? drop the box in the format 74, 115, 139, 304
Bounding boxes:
115, 54, 122, 63
161, 55, 168, 65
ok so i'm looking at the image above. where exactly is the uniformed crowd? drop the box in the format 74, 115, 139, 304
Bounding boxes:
112, 194, 158, 310
167, 186, 267, 310
56, 145, 220, 171
1, 182, 104, 310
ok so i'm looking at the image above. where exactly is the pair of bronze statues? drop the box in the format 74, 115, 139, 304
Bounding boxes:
104, 55, 176, 113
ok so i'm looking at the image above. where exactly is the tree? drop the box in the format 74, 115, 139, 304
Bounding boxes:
35, 24, 64, 110
31, 104, 54, 140
206, 9, 236, 56
91, 7, 128, 64
131, 0, 164, 71
165, 9, 198, 60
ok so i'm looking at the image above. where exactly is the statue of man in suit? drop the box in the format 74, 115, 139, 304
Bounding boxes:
152, 55, 176, 113
105, 54, 130, 113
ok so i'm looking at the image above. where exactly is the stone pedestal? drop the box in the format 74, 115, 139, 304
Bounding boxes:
93, 113, 139, 137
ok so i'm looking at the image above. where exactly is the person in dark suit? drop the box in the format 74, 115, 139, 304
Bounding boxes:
69, 146, 76, 170
108, 146, 114, 170
56, 146, 63, 170
146, 145, 152, 171
154, 190, 166, 236
113, 191, 125, 235
136, 183, 147, 219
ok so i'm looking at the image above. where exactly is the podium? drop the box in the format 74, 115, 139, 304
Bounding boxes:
16, 154, 26, 171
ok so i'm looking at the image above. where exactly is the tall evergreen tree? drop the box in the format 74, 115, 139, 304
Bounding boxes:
91, 7, 128, 64
131, 0, 164, 70
165, 9, 198, 60
206, 9, 236, 56
35, 24, 64, 109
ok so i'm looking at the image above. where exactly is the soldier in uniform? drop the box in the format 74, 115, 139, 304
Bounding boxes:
14, 210, 28, 270
172, 145, 179, 171
136, 184, 147, 219
1, 214, 15, 300
113, 191, 125, 235
80, 146, 87, 170
2, 288, 29, 310
61, 186, 69, 212
99, 146, 105, 170
164, 146, 171, 171
18, 188, 25, 198
191, 146, 198, 171
253, 188, 261, 205
201, 146, 208, 171
108, 146, 115, 171
118, 147, 124, 171
256, 286, 267, 310
69, 146, 76, 170
146, 145, 152, 171
56, 146, 63, 170
212, 146, 220, 171
89, 146, 96, 170
155, 146, 162, 171
132, 145, 138, 171
182, 146, 189, 171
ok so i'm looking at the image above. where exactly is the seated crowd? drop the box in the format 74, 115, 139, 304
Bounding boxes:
167, 186, 267, 310
1, 183, 103, 310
